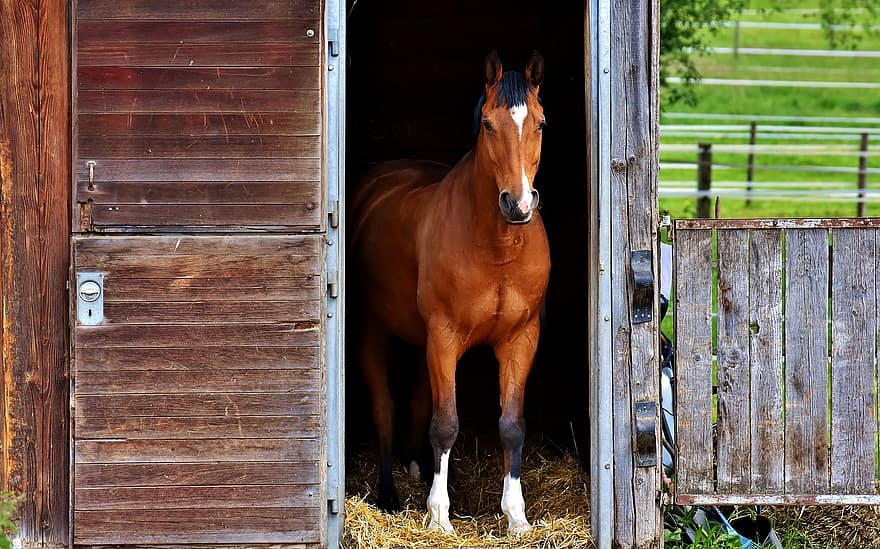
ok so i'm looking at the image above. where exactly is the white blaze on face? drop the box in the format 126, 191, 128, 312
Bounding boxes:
509, 105, 533, 214
501, 473, 531, 534
427, 450, 453, 533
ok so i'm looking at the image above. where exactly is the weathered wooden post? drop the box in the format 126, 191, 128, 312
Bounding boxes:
590, 0, 662, 546
857, 132, 869, 217
697, 143, 713, 218
746, 121, 757, 206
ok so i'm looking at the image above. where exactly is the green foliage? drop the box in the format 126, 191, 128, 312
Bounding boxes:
660, 0, 747, 106
0, 493, 20, 549
664, 507, 744, 548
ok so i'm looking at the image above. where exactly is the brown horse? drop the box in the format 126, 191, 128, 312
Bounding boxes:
350, 51, 550, 535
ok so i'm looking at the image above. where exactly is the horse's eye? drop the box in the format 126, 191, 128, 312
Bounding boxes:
482, 120, 494, 133
537, 120, 547, 132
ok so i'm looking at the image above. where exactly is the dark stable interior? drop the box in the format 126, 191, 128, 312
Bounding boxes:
345, 0, 590, 467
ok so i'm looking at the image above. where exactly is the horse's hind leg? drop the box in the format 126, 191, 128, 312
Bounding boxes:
494, 318, 540, 535
405, 358, 433, 484
358, 322, 400, 511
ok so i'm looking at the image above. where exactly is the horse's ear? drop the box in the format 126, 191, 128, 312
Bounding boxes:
524, 51, 544, 90
484, 50, 503, 89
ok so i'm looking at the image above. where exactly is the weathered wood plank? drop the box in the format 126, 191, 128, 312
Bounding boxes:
76, 346, 320, 371
784, 228, 830, 494
78, 181, 320, 205
76, 393, 319, 418
77, 0, 319, 20
78, 89, 320, 113
80, 136, 321, 159
715, 229, 751, 493
75, 438, 321, 463
76, 485, 320, 511
91, 204, 322, 229
674, 229, 715, 495
74, 234, 321, 256
75, 323, 320, 348
75, 462, 320, 487
75, 415, 322, 440
101, 277, 320, 302
75, 159, 321, 182
748, 229, 784, 493
0, 0, 70, 543
102, 300, 320, 324
77, 112, 321, 136
75, 369, 320, 395
75, 256, 320, 280
73, 509, 321, 545
77, 21, 319, 44
830, 228, 876, 493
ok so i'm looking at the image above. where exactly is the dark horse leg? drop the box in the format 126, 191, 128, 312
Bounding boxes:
425, 324, 462, 532
358, 321, 399, 511
494, 318, 540, 534
406, 358, 433, 484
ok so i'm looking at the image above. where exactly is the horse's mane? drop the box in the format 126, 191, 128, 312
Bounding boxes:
472, 71, 535, 135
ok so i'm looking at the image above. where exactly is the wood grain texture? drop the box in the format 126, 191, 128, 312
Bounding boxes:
90, 204, 322, 230
77, 21, 320, 44
76, 159, 321, 182
0, 0, 70, 544
75, 461, 321, 487
78, 89, 320, 113
830, 228, 876, 493
78, 180, 321, 205
78, 44, 319, 68
76, 346, 321, 371
74, 508, 321, 545
748, 229, 784, 493
78, 113, 321, 137
72, 235, 326, 544
76, 393, 319, 418
79, 135, 321, 159
715, 229, 751, 493
76, 415, 322, 440
784, 229, 830, 494
674, 229, 715, 495
77, 0, 319, 20
78, 67, 320, 91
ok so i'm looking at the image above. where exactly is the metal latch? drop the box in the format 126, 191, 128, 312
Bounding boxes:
634, 401, 657, 467
328, 200, 339, 228
76, 272, 105, 325
328, 28, 340, 57
630, 249, 653, 324
327, 271, 338, 298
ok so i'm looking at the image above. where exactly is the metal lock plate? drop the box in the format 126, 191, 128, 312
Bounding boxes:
76, 272, 105, 325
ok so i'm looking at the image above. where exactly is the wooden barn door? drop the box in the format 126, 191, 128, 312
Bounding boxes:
70, 0, 340, 545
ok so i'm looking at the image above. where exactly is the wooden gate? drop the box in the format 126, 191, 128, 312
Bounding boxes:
675, 218, 880, 505
70, 0, 336, 545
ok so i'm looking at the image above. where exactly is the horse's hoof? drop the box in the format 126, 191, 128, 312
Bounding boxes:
507, 519, 532, 536
377, 489, 401, 513
428, 517, 455, 534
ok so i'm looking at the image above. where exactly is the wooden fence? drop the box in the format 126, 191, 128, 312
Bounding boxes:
674, 217, 880, 505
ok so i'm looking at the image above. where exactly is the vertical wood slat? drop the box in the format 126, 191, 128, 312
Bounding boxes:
748, 229, 784, 493
830, 228, 876, 493
715, 229, 751, 493
674, 229, 715, 495
0, 0, 70, 545
784, 229, 830, 494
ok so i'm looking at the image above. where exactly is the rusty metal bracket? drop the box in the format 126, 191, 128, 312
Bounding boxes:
634, 401, 657, 467
630, 249, 653, 324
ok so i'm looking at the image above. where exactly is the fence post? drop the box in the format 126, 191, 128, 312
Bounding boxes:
697, 142, 712, 218
857, 132, 869, 217
746, 121, 757, 206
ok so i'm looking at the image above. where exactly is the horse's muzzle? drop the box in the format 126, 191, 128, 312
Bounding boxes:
498, 190, 540, 224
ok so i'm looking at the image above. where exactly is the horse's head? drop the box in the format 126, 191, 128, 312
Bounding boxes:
475, 51, 545, 225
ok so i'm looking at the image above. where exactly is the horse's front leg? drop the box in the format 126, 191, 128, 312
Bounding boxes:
494, 318, 540, 535
424, 322, 462, 533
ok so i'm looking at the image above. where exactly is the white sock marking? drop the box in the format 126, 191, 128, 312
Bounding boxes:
501, 473, 531, 534
427, 450, 453, 533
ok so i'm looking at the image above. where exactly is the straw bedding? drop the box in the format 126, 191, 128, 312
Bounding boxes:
343, 438, 594, 548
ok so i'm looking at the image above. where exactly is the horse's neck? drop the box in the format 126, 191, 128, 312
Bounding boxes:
441, 151, 527, 249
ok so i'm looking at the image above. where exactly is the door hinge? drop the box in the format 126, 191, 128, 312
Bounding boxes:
327, 271, 338, 298
634, 401, 658, 467
328, 200, 339, 228
328, 27, 340, 57
630, 249, 654, 324
328, 498, 340, 515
